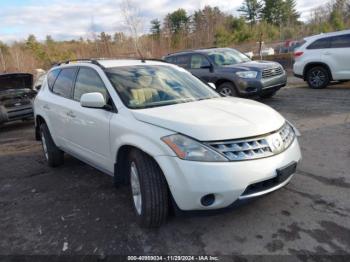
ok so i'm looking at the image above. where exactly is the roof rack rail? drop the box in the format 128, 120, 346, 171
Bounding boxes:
140, 58, 166, 63
52, 57, 167, 68
167, 46, 218, 56
52, 58, 106, 69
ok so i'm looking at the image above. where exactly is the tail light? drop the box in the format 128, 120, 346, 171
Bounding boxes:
294, 51, 304, 58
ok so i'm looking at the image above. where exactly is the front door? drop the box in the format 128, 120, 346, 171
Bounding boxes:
64, 67, 114, 174
189, 54, 215, 83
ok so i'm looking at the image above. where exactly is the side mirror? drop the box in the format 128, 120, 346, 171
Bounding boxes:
35, 85, 41, 91
80, 92, 106, 108
208, 83, 216, 89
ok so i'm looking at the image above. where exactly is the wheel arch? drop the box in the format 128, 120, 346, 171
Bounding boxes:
215, 78, 237, 89
35, 115, 46, 141
303, 62, 333, 80
113, 140, 172, 187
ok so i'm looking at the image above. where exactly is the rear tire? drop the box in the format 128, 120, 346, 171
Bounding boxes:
306, 66, 330, 89
128, 149, 169, 228
217, 82, 238, 97
40, 123, 64, 167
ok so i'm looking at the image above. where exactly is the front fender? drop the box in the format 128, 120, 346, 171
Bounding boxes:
112, 133, 175, 162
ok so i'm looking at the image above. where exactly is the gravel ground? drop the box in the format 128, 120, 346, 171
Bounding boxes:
0, 82, 349, 258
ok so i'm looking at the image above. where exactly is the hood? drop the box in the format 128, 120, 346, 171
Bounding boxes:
222, 60, 281, 71
0, 73, 33, 91
131, 97, 285, 141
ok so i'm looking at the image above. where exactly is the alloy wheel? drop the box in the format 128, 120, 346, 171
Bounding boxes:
310, 70, 326, 88
220, 87, 232, 96
130, 161, 142, 215
41, 132, 49, 160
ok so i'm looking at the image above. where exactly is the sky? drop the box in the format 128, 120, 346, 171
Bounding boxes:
0, 0, 330, 43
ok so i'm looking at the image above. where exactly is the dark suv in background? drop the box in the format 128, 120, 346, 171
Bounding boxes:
0, 73, 36, 125
163, 48, 287, 98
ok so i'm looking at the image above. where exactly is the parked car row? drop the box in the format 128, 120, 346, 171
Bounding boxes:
3, 29, 349, 228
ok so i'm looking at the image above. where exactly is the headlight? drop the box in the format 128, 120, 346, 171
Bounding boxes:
161, 134, 228, 162
286, 120, 301, 136
236, 71, 258, 79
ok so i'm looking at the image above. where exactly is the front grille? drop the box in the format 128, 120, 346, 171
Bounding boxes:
262, 66, 283, 78
207, 123, 295, 161
6, 105, 33, 120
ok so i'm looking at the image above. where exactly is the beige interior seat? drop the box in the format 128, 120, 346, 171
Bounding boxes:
131, 75, 160, 105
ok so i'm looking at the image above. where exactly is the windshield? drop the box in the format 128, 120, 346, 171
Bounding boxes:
207, 49, 250, 66
106, 65, 220, 109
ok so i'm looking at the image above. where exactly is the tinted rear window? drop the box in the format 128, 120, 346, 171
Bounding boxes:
52, 68, 77, 98
47, 69, 61, 90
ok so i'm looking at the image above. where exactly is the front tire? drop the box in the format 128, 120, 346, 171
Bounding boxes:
217, 82, 238, 97
306, 66, 330, 89
259, 91, 276, 99
40, 123, 64, 167
128, 150, 169, 228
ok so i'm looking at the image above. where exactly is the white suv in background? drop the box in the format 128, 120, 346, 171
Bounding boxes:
293, 30, 350, 89
34, 59, 301, 227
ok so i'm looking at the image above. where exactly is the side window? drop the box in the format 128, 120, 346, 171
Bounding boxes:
73, 68, 108, 101
47, 69, 61, 90
174, 55, 190, 69
330, 34, 350, 48
307, 37, 331, 49
190, 54, 211, 69
52, 68, 77, 98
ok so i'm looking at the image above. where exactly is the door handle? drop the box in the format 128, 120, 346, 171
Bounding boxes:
66, 111, 76, 118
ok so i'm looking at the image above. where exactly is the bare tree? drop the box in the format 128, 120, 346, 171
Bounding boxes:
120, 0, 144, 58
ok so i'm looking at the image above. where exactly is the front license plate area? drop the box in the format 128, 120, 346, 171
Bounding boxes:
276, 161, 297, 183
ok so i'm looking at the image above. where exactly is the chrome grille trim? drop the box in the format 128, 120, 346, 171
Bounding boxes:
207, 123, 295, 161
262, 66, 283, 79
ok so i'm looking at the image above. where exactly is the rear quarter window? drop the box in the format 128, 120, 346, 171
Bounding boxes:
307, 37, 331, 50
52, 68, 77, 98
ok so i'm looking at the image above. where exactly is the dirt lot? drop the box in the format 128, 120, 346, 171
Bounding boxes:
0, 82, 350, 257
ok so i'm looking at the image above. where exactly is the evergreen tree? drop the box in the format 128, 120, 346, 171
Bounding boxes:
238, 0, 263, 26
150, 19, 161, 36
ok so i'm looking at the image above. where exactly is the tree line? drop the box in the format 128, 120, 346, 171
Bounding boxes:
0, 0, 349, 74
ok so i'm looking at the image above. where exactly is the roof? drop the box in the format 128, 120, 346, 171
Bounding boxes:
53, 58, 170, 70
97, 59, 169, 68
304, 29, 350, 41
166, 47, 232, 57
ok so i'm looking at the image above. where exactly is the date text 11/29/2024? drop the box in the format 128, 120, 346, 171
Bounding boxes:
127, 256, 219, 261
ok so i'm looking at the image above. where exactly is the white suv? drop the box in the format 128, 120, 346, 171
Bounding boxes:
34, 59, 301, 227
293, 30, 350, 89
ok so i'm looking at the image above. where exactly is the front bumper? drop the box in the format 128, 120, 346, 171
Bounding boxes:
155, 138, 301, 211
235, 72, 287, 96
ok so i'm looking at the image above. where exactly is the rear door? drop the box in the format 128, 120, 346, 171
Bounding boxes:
328, 34, 350, 79
172, 54, 190, 69
64, 67, 114, 173
46, 68, 77, 148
